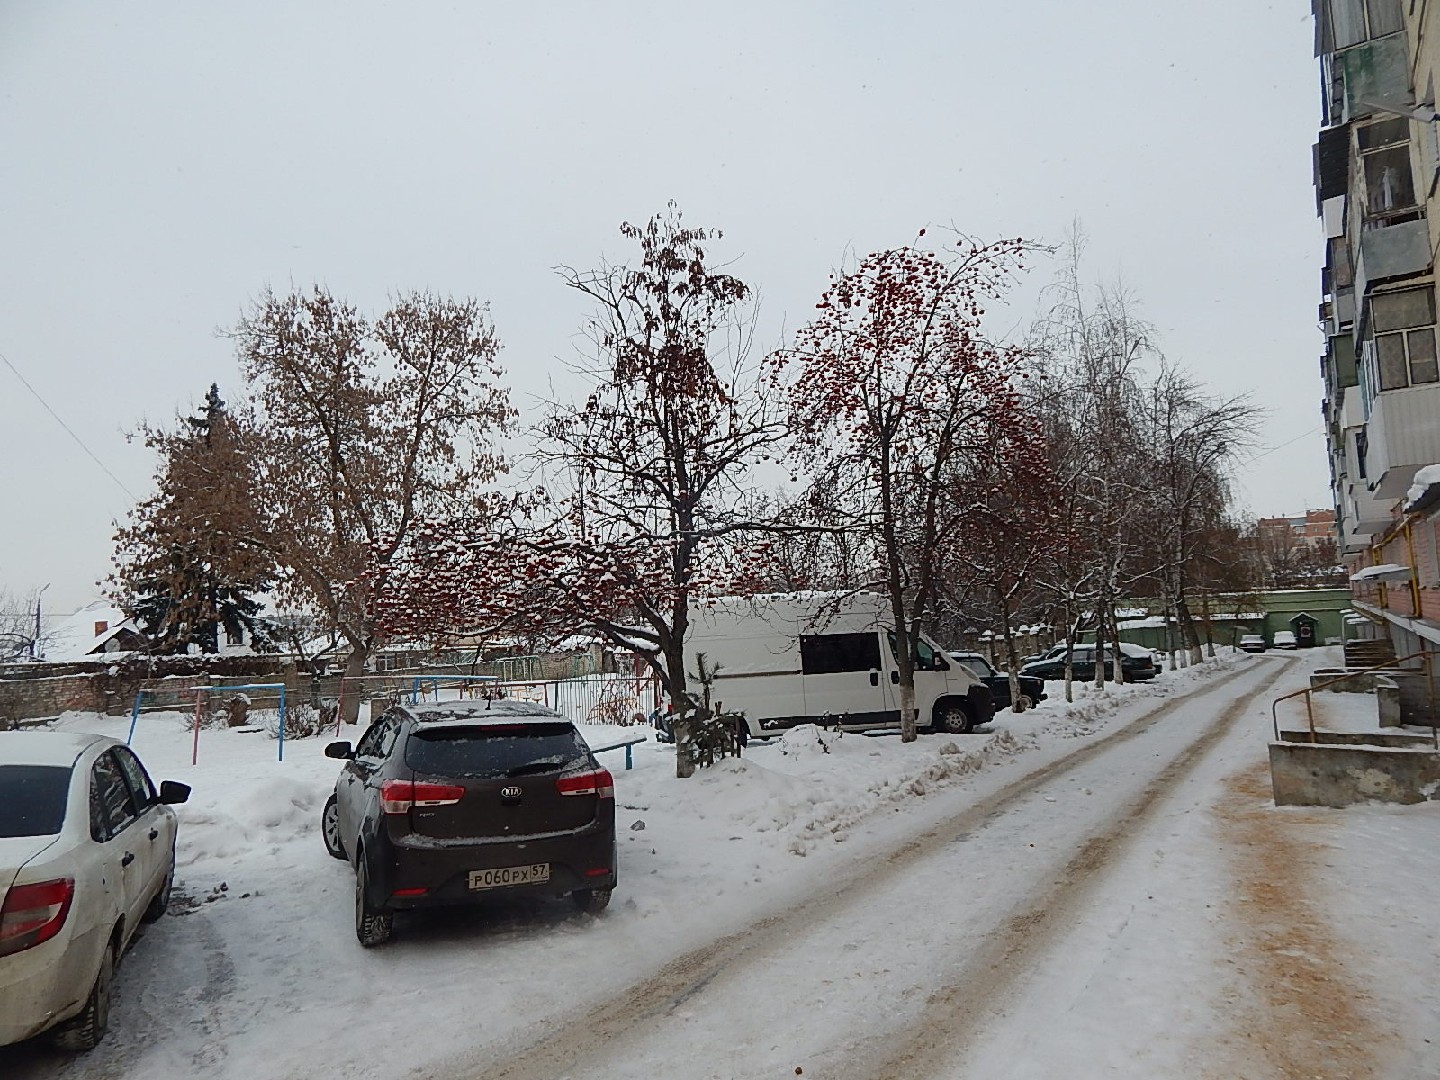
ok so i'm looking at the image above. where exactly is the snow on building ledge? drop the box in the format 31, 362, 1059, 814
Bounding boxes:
1349, 563, 1412, 582
1403, 463, 1440, 514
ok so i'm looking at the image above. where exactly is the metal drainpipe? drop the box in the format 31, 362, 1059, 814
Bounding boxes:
1405, 521, 1421, 616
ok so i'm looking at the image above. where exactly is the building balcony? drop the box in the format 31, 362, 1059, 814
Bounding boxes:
1365, 382, 1440, 498
1354, 217, 1431, 301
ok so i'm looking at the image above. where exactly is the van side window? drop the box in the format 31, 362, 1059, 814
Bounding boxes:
800, 633, 882, 674
884, 631, 951, 671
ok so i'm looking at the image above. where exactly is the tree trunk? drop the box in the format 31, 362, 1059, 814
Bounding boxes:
663, 636, 695, 779
340, 647, 368, 725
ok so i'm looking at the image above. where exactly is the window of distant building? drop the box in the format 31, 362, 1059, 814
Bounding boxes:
1371, 286, 1439, 389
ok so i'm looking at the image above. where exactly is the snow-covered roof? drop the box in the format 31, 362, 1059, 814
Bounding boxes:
1349, 563, 1411, 582
1117, 616, 1167, 629
41, 600, 142, 662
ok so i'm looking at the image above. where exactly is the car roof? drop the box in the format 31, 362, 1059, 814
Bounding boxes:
0, 730, 115, 768
400, 698, 574, 730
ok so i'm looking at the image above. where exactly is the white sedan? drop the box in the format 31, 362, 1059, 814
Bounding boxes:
0, 731, 190, 1050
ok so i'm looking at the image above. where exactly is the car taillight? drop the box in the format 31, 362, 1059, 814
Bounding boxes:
0, 877, 75, 957
555, 767, 614, 799
380, 780, 465, 814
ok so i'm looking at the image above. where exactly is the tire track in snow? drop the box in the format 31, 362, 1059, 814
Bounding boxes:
419, 660, 1291, 1080
841, 658, 1293, 1080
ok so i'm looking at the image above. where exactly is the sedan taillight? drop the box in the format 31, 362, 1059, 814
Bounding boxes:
555, 767, 615, 799
0, 877, 75, 957
380, 780, 465, 814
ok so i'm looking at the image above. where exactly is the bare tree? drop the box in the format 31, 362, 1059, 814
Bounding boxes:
0, 585, 55, 662
231, 287, 515, 720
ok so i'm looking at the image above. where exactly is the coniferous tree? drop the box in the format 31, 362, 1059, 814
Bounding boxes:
112, 385, 276, 653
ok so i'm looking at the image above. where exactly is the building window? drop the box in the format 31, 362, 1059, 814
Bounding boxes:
1330, 0, 1405, 47
1371, 287, 1439, 388
1359, 119, 1417, 217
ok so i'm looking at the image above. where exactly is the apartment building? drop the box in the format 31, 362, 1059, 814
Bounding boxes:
1315, 0, 1440, 654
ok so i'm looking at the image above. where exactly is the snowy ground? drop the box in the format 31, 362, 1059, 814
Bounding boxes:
3, 647, 1437, 1079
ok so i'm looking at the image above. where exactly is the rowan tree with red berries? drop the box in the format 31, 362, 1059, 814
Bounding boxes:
769, 233, 1033, 741
530, 205, 787, 777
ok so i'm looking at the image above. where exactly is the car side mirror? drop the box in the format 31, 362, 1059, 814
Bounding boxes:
325, 741, 355, 760
159, 780, 191, 805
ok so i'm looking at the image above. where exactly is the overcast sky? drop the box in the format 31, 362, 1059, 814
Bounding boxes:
1, 1, 1324, 615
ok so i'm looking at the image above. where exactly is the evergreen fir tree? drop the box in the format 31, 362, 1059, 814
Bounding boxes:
112, 385, 276, 654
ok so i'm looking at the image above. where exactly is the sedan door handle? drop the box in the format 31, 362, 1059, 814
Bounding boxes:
869, 671, 879, 686
149, 829, 159, 841
121, 852, 135, 867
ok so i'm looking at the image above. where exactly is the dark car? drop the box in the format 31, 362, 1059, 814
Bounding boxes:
948, 652, 1047, 711
321, 699, 618, 947
1019, 643, 1158, 682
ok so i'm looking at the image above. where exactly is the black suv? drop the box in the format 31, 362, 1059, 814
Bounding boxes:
948, 652, 1047, 711
1019, 644, 1157, 682
321, 699, 618, 946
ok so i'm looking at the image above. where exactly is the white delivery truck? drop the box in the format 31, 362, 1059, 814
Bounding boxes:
683, 592, 994, 737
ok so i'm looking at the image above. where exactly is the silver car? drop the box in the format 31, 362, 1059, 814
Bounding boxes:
0, 732, 189, 1049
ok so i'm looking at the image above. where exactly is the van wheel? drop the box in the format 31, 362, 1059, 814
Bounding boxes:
51, 938, 116, 1051
933, 702, 974, 735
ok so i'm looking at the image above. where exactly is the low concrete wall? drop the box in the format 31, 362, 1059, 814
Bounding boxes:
1269, 741, 1440, 807
1276, 729, 1435, 748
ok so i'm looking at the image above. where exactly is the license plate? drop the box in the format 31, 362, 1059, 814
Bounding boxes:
468, 863, 549, 890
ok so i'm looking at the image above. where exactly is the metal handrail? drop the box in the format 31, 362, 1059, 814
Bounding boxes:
1270, 648, 1438, 747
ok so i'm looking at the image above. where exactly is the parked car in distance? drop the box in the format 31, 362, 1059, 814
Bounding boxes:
322, 699, 618, 947
1238, 634, 1267, 653
1, 732, 190, 1051
1272, 630, 1298, 649
1019, 643, 1158, 682
948, 653, 1047, 711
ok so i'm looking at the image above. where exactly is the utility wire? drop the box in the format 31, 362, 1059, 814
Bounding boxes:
0, 346, 139, 501
1242, 426, 1321, 463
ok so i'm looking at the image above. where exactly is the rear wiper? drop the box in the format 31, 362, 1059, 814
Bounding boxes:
505, 758, 570, 777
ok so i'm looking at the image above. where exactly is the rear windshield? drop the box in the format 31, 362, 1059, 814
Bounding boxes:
0, 765, 72, 838
405, 723, 590, 779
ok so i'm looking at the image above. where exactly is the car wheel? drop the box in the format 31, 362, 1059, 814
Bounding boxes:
321, 795, 347, 861
51, 938, 116, 1051
142, 848, 175, 923
933, 701, 974, 735
572, 887, 612, 914
354, 856, 393, 947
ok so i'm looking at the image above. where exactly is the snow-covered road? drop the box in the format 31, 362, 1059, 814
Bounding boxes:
4, 647, 1437, 1080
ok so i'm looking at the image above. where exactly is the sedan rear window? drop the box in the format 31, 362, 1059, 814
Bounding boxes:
0, 765, 72, 838
405, 723, 590, 779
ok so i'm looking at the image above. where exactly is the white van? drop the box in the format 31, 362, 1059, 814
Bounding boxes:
683, 592, 994, 736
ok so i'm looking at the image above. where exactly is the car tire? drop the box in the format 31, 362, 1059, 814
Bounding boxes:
51, 938, 116, 1052
572, 887, 612, 914
321, 795, 347, 861
933, 701, 974, 735
355, 856, 393, 948
142, 848, 175, 923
